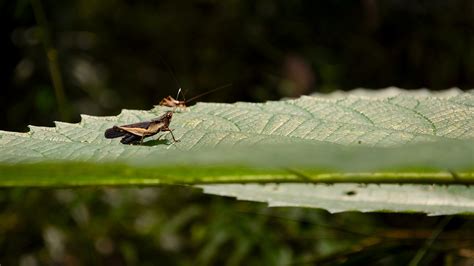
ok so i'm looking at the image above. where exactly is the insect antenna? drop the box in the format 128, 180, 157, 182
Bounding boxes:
172, 90, 179, 113
176, 88, 182, 100
158, 55, 232, 107
158, 54, 183, 92
158, 55, 184, 114
184, 83, 232, 104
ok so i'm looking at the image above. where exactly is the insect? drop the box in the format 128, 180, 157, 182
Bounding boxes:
104, 111, 179, 145
159, 84, 232, 109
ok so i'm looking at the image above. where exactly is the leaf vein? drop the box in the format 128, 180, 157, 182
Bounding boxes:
386, 100, 437, 135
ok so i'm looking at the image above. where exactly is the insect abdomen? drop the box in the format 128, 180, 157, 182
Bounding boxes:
104, 126, 127, 138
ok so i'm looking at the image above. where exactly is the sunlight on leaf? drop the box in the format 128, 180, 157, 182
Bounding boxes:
0, 88, 473, 214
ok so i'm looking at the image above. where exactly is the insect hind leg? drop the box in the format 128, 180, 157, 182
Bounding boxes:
121, 134, 142, 144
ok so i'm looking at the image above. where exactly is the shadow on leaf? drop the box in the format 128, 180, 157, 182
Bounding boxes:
142, 139, 171, 146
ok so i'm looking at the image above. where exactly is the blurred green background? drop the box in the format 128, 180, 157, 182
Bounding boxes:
2, 0, 474, 265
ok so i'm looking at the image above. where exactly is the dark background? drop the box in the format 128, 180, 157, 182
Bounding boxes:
3, 0, 474, 131
1, 1, 474, 265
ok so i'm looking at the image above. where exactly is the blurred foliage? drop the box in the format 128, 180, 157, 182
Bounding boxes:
3, 0, 474, 130
2, 0, 474, 265
2, 187, 474, 265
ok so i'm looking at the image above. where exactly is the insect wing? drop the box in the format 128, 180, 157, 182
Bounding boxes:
119, 120, 166, 137
116, 126, 146, 136
118, 120, 152, 129
108, 120, 153, 138
104, 126, 127, 138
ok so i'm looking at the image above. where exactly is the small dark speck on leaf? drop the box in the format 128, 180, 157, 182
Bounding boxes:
358, 140, 362, 144
345, 190, 356, 196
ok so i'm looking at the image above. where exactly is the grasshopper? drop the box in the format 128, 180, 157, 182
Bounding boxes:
157, 56, 222, 108
159, 84, 231, 109
157, 55, 231, 108
104, 111, 179, 145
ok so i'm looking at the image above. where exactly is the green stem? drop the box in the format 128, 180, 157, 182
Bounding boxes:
30, 0, 69, 121
0, 163, 473, 187
408, 216, 452, 266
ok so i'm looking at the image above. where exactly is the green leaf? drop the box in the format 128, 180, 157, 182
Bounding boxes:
1, 88, 473, 214
198, 183, 474, 216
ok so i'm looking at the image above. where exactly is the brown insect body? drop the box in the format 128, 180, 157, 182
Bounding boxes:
104, 111, 178, 144
159, 96, 186, 108
159, 84, 232, 109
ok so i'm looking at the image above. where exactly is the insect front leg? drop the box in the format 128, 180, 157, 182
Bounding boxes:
161, 127, 180, 142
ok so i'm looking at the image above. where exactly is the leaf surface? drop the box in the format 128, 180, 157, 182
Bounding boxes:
1, 88, 473, 214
